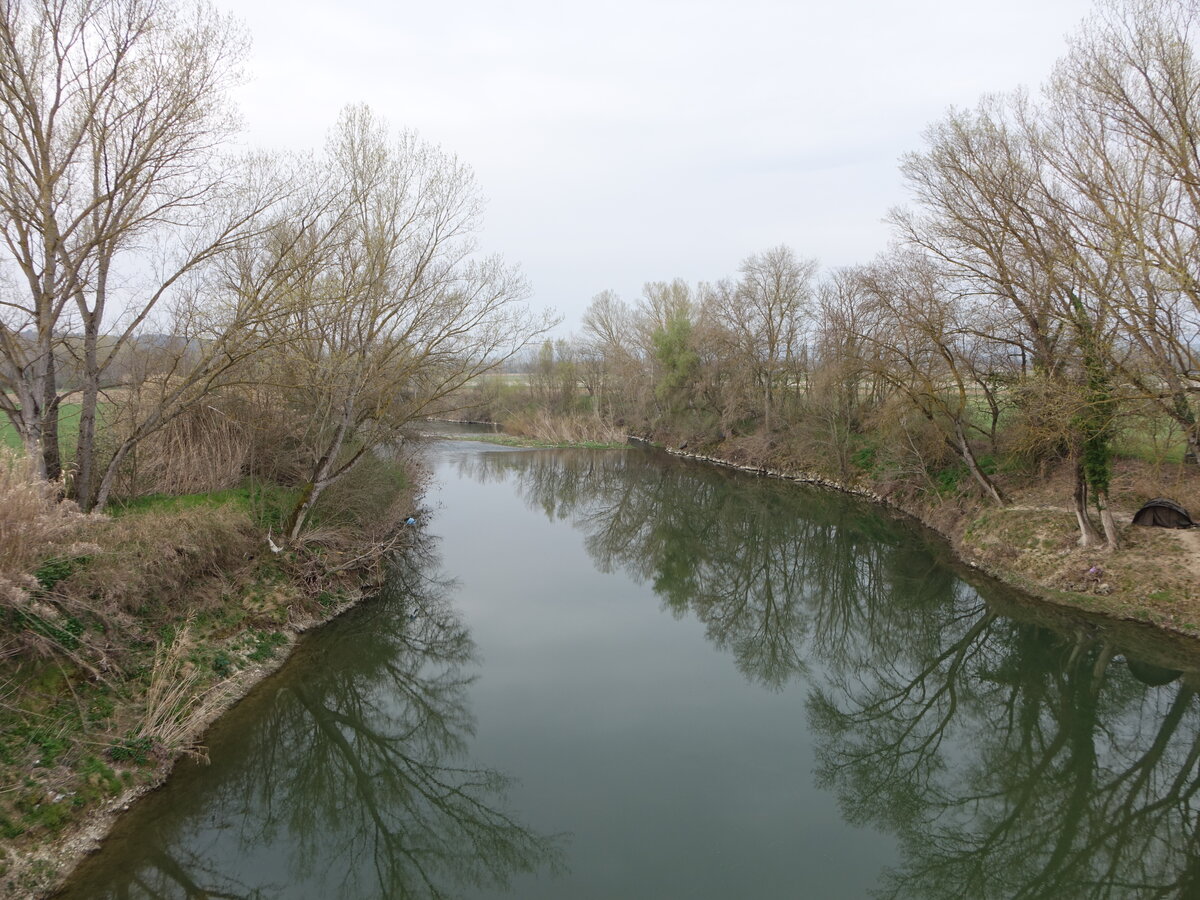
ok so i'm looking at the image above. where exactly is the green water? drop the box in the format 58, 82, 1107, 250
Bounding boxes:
56, 436, 1200, 898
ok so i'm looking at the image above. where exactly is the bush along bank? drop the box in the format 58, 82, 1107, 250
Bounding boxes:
655, 430, 1200, 640
0, 456, 423, 898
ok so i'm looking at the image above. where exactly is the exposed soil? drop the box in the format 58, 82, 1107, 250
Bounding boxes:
957, 503, 1200, 631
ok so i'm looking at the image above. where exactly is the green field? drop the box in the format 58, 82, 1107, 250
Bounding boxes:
1, 402, 105, 458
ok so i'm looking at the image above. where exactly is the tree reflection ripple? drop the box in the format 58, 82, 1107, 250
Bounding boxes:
55, 537, 563, 900
462, 447, 1200, 899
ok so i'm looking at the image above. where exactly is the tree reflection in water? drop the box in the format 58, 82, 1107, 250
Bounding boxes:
463, 447, 1200, 899
55, 536, 563, 900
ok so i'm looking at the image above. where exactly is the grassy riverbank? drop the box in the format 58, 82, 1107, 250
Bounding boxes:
0, 459, 419, 897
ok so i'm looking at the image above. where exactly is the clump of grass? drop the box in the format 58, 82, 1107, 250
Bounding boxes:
0, 449, 93, 662
501, 410, 627, 446
65, 504, 260, 632
133, 623, 241, 759
0, 448, 84, 583
106, 403, 248, 499
245, 630, 287, 662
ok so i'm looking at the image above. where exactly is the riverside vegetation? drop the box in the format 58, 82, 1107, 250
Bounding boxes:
451, 0, 1200, 635
0, 0, 549, 894
0, 445, 421, 895
6, 0, 1200, 894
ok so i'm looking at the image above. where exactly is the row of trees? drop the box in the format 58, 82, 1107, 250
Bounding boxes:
0, 0, 549, 536
509, 0, 1200, 551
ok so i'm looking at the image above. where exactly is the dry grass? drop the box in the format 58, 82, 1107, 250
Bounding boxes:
62, 505, 259, 634
503, 410, 627, 445
112, 404, 248, 499
957, 490, 1200, 632
1112, 457, 1200, 515
135, 622, 243, 759
0, 449, 84, 581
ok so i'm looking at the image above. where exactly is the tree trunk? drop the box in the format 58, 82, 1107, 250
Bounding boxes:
38, 347, 62, 483
74, 262, 107, 509
1161, 389, 1200, 465
75, 328, 100, 509
20, 427, 46, 480
593, 376, 603, 421
94, 435, 135, 510
286, 478, 326, 544
1073, 461, 1102, 548
763, 375, 772, 434
286, 404, 353, 541
1096, 488, 1120, 551
1185, 432, 1200, 467
954, 422, 1006, 506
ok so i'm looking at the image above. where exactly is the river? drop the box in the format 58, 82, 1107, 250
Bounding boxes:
55, 432, 1200, 898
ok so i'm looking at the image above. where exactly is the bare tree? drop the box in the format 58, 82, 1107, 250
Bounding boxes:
0, 0, 272, 506
852, 252, 1009, 506
807, 268, 876, 479
896, 93, 1131, 544
270, 106, 552, 541
89, 169, 327, 509
580, 289, 636, 420
708, 245, 816, 432
1041, 0, 1200, 464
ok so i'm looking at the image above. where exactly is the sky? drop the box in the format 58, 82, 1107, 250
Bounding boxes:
229, 0, 1098, 333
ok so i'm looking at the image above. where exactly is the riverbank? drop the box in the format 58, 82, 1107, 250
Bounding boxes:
660, 437, 1200, 640
0, 475, 420, 898
455, 415, 1200, 634
17, 427, 1200, 896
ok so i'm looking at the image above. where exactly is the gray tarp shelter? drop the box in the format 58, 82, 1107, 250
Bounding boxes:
1131, 497, 1195, 529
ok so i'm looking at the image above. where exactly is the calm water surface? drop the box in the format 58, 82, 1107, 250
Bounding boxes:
57, 435, 1200, 898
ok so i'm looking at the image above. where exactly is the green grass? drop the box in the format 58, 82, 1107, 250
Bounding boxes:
107, 480, 299, 531
1, 402, 113, 460
1114, 417, 1188, 465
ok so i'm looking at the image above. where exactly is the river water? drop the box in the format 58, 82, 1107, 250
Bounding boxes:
56, 434, 1200, 898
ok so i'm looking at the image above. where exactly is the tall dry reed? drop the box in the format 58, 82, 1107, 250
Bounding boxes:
0, 447, 82, 579
503, 410, 626, 445
135, 622, 242, 759
112, 403, 248, 498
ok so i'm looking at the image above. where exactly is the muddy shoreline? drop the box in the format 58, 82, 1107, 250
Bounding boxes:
13, 586, 375, 899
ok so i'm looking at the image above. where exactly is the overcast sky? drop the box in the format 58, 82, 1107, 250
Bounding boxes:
229, 0, 1097, 332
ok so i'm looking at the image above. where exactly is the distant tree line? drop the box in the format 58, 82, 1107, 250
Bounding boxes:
480, 0, 1200, 552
